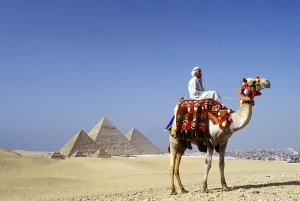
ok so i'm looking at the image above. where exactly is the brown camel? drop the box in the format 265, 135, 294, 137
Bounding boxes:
168, 77, 271, 195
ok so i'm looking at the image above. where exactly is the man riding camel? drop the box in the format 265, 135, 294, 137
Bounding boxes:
188, 66, 222, 103
165, 66, 222, 131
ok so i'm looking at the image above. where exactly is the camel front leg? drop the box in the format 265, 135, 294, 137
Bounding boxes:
202, 142, 213, 193
174, 152, 188, 194
219, 140, 231, 191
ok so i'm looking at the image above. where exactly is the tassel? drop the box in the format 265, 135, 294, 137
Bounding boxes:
189, 104, 194, 114
181, 130, 187, 139
186, 130, 191, 139
178, 114, 185, 122
182, 107, 188, 115
186, 121, 191, 131
201, 123, 207, 132
188, 113, 193, 121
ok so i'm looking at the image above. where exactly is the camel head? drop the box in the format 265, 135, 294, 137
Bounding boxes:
245, 77, 271, 90
238, 77, 271, 100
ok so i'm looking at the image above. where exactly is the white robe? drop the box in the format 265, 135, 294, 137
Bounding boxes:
188, 77, 222, 103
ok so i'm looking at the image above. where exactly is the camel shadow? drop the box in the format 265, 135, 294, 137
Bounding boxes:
233, 181, 300, 190
208, 181, 300, 191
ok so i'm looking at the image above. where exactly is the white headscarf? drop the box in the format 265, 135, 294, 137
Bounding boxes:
191, 66, 205, 90
191, 66, 201, 77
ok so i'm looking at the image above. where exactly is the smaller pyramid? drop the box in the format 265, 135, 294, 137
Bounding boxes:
51, 152, 65, 160
93, 148, 111, 158
59, 130, 102, 157
125, 128, 161, 155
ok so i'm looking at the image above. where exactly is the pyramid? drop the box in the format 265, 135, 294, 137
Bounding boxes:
51, 152, 65, 159
93, 148, 111, 158
59, 130, 102, 157
125, 128, 162, 155
88, 117, 140, 156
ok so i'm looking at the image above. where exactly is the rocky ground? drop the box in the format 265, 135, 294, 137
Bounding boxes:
62, 172, 300, 201
1, 149, 299, 201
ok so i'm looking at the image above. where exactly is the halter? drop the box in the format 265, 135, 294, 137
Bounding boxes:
237, 76, 262, 106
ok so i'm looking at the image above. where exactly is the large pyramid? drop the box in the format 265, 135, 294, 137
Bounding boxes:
125, 128, 161, 155
59, 130, 102, 157
88, 117, 140, 156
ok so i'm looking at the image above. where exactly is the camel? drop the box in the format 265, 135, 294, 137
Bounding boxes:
168, 77, 271, 195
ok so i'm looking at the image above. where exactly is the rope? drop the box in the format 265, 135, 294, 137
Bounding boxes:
220, 96, 238, 100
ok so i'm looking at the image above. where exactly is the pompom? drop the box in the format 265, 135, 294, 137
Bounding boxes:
239, 100, 243, 104
222, 121, 227, 127
221, 113, 226, 118
248, 89, 252, 96
227, 116, 232, 122
227, 109, 231, 113
219, 123, 223, 129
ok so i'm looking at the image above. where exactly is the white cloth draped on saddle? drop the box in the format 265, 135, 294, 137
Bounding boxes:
188, 77, 222, 103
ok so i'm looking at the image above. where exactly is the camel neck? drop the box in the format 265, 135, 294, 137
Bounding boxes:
229, 97, 253, 133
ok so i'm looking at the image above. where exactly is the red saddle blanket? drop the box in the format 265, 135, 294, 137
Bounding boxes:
176, 99, 231, 132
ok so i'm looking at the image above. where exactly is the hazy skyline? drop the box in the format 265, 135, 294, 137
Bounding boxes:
1, 1, 299, 152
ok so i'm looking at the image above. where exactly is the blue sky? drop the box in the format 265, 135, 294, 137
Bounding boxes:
0, 0, 299, 152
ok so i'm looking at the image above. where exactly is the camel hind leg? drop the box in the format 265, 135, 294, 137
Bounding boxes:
174, 152, 188, 194
169, 145, 177, 195
169, 141, 188, 195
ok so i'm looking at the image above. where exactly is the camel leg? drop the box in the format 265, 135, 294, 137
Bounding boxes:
174, 152, 188, 194
169, 145, 177, 195
219, 140, 231, 191
202, 142, 213, 193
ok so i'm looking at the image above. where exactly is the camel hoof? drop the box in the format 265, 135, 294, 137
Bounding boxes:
202, 188, 210, 193
170, 189, 177, 195
181, 189, 189, 194
222, 186, 232, 192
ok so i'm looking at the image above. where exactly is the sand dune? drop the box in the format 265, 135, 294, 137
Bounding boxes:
0, 148, 299, 201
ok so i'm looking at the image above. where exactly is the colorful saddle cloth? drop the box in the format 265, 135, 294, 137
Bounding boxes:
175, 99, 233, 133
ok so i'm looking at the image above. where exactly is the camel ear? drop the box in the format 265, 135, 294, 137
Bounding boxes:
243, 78, 247, 83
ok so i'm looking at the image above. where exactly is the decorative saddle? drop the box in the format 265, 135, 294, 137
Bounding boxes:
175, 99, 233, 136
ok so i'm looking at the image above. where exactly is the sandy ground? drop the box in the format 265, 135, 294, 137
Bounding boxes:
0, 148, 299, 201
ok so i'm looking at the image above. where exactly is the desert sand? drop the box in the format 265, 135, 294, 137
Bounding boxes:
0, 147, 299, 201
